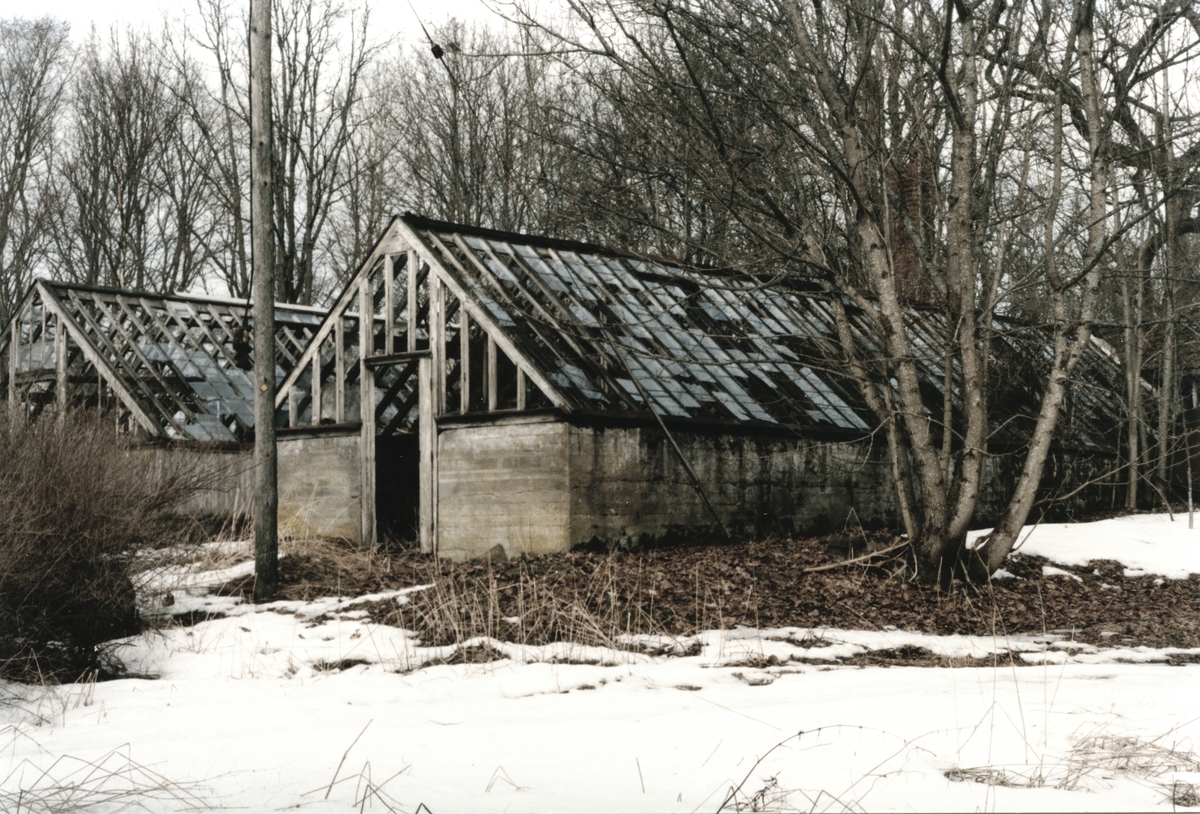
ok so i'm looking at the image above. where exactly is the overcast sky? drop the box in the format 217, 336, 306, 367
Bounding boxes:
31, 0, 504, 44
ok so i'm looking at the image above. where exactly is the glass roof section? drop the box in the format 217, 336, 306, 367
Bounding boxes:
0, 281, 322, 443
408, 218, 1128, 452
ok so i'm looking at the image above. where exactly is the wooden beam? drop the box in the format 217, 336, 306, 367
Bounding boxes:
186, 304, 232, 350
311, 349, 322, 424
75, 294, 193, 435
466, 237, 624, 403
517, 367, 526, 411
36, 286, 159, 436
359, 279, 377, 550
432, 277, 445, 416
38, 304, 47, 371
273, 217, 406, 411
395, 222, 571, 411
183, 302, 249, 378
376, 359, 418, 417
137, 297, 256, 436
277, 324, 306, 366
111, 298, 208, 425
364, 349, 431, 368
140, 299, 253, 394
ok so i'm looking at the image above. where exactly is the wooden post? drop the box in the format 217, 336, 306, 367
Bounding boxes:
55, 317, 67, 413
8, 314, 17, 411
460, 309, 470, 413
334, 316, 345, 423
38, 305, 46, 372
431, 278, 445, 415
359, 280, 377, 549
418, 356, 436, 554
250, 0, 278, 602
407, 250, 418, 352
487, 335, 497, 412
311, 353, 322, 423
384, 254, 394, 355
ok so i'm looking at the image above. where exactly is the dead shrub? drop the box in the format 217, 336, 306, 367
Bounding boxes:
376, 556, 683, 650
0, 411, 208, 681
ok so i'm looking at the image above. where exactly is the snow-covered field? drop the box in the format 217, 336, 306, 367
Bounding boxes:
2, 513, 1198, 813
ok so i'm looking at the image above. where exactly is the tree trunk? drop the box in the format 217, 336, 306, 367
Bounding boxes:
970, 2, 1109, 576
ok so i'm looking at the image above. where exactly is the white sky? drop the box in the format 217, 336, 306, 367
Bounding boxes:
29, 0, 504, 45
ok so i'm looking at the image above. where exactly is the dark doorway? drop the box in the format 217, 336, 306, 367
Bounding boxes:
376, 432, 419, 545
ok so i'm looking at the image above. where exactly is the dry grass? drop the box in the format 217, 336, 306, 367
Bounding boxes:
944, 726, 1200, 803
0, 745, 212, 813
0, 411, 215, 682
371, 555, 699, 656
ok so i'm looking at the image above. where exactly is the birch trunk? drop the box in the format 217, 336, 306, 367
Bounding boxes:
971, 1, 1108, 575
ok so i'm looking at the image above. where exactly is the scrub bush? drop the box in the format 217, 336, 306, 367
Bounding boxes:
0, 412, 204, 681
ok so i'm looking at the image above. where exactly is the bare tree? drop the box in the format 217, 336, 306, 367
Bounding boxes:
270, 0, 384, 303
524, 0, 1200, 580
358, 21, 585, 239
0, 17, 71, 325
182, 0, 383, 304
1082, 7, 1200, 511
175, 0, 253, 297
156, 46, 223, 294
322, 79, 390, 283
52, 27, 211, 294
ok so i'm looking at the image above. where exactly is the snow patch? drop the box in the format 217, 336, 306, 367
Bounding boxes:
1042, 565, 1083, 582
967, 513, 1200, 579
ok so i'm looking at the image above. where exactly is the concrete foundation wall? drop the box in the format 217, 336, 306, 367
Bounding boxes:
437, 420, 570, 560
434, 419, 900, 560
433, 418, 1120, 559
568, 425, 898, 547
132, 445, 253, 522
278, 428, 362, 541
977, 448, 1119, 524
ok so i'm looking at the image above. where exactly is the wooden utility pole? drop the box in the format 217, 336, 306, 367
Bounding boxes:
250, 0, 278, 602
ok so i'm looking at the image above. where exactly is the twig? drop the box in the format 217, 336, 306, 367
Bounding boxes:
326, 720, 372, 800
801, 539, 909, 573
716, 731, 805, 813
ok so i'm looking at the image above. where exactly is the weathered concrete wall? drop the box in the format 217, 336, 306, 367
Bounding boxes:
132, 445, 253, 522
568, 424, 899, 548
430, 417, 1120, 559
437, 420, 570, 560
977, 448, 1120, 524
434, 419, 899, 559
278, 428, 362, 541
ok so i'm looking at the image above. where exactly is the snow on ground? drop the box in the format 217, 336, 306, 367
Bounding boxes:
2, 513, 1197, 813
968, 512, 1200, 579
135, 540, 290, 597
